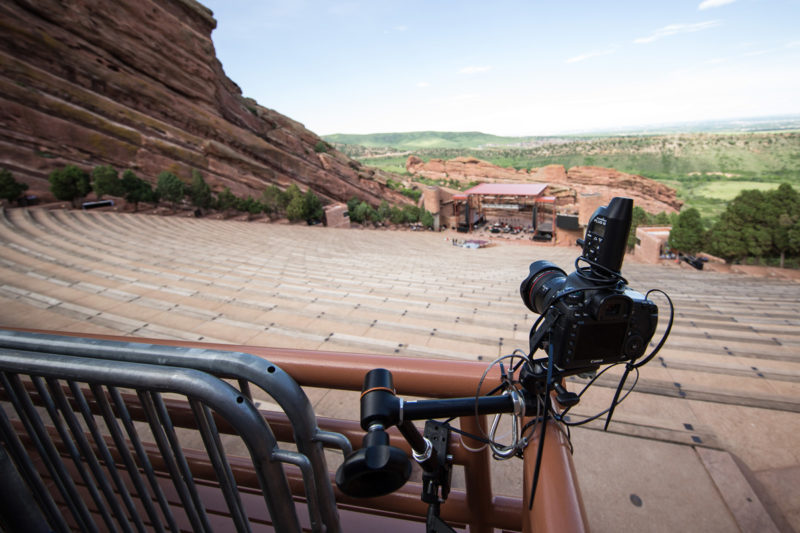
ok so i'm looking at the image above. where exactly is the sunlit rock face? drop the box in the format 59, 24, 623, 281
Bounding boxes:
0, 0, 410, 206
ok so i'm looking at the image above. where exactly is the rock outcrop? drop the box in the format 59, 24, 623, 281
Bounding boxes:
406, 156, 530, 182
0, 0, 410, 206
563, 166, 682, 213
406, 156, 681, 213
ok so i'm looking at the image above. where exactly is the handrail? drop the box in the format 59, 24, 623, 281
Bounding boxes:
3, 329, 589, 532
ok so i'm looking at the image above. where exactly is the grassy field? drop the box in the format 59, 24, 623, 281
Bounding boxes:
694, 180, 782, 200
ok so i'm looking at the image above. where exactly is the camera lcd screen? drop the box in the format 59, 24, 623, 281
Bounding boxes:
591, 221, 606, 238
573, 321, 627, 364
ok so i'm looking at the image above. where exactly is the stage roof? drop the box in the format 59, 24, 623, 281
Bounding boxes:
460, 183, 548, 197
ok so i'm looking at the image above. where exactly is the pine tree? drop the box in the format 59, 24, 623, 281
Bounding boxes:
190, 170, 213, 210
49, 165, 91, 207
669, 208, 706, 256
120, 170, 154, 211
0, 168, 28, 205
92, 165, 122, 199
155, 171, 185, 210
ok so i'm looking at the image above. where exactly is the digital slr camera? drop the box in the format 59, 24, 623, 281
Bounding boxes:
519, 197, 658, 371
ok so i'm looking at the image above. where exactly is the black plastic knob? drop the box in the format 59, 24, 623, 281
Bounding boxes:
335, 427, 411, 498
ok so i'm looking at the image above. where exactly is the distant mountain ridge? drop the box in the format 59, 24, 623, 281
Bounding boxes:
324, 131, 561, 150
324, 115, 800, 150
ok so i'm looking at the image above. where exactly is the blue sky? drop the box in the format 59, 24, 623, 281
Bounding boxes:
201, 0, 800, 136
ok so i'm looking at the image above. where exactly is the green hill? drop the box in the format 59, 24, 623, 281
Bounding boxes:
324, 116, 800, 151
323, 131, 548, 150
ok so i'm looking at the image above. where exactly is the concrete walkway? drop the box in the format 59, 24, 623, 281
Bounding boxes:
1, 207, 798, 532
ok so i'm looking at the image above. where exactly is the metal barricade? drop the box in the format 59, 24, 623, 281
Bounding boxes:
0, 330, 349, 532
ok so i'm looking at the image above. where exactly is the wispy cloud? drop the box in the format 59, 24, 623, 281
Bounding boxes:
416, 81, 430, 88
459, 65, 492, 74
634, 20, 721, 44
566, 48, 615, 64
698, 0, 735, 10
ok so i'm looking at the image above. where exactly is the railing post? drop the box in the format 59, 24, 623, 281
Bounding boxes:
460, 414, 493, 533
523, 419, 589, 533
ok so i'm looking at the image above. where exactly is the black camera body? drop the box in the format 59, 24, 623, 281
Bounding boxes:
520, 197, 658, 372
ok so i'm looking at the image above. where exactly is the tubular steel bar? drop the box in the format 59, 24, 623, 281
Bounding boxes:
3, 330, 589, 533
0, 329, 347, 533
524, 420, 589, 533
0, 349, 303, 533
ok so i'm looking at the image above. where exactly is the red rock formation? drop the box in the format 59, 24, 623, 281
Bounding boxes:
565, 166, 682, 213
406, 155, 529, 183
406, 156, 681, 213
0, 0, 410, 207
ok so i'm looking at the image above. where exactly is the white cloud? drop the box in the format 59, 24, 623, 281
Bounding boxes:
416, 81, 430, 88
394, 25, 408, 32
566, 48, 615, 64
459, 65, 492, 74
698, 0, 735, 10
634, 20, 721, 44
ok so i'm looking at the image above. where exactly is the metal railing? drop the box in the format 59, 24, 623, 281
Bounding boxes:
0, 329, 588, 532
0, 329, 352, 533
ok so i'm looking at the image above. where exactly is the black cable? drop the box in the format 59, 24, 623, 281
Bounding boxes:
527, 344, 554, 510
598, 289, 673, 429
554, 365, 641, 427
603, 364, 634, 431
574, 256, 629, 286
633, 289, 675, 369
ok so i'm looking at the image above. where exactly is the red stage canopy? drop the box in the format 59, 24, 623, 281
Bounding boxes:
459, 183, 548, 197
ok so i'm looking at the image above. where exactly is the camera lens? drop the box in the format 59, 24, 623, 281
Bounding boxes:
520, 260, 567, 314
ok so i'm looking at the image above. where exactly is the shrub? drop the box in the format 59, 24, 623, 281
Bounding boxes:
347, 197, 361, 215
49, 165, 91, 207
669, 208, 706, 255
120, 170, 154, 211
286, 194, 306, 222
284, 183, 303, 204
303, 189, 323, 223
0, 168, 28, 205
261, 185, 285, 215
190, 170, 213, 210
376, 201, 391, 221
420, 209, 434, 229
351, 201, 377, 224
238, 196, 262, 220
402, 204, 420, 223
389, 206, 405, 225
314, 141, 329, 153
91, 165, 122, 199
155, 171, 185, 209
215, 187, 238, 213
400, 187, 422, 201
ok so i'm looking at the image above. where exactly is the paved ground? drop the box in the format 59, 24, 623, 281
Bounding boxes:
1, 207, 798, 532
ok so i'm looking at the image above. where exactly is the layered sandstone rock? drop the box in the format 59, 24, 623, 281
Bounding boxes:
0, 0, 409, 206
406, 156, 681, 213
406, 156, 529, 182
564, 166, 682, 213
